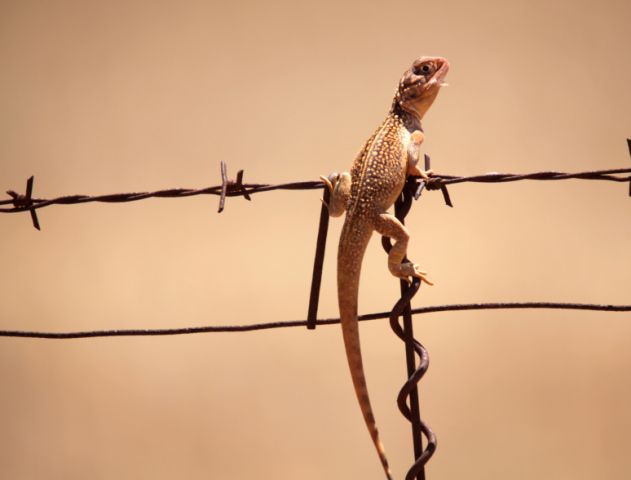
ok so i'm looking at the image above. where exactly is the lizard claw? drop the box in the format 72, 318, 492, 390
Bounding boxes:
320, 174, 334, 193
320, 174, 338, 210
407, 165, 434, 180
320, 173, 344, 194
418, 168, 434, 180
398, 262, 434, 286
320, 172, 351, 217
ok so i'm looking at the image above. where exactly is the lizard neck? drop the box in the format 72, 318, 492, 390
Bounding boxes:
390, 100, 423, 133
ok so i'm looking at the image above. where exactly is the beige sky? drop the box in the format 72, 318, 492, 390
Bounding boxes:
1, 0, 630, 479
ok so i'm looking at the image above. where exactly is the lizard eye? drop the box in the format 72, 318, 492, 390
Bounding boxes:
414, 63, 433, 76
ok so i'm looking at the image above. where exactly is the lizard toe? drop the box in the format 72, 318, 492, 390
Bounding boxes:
319, 174, 334, 192
400, 262, 434, 286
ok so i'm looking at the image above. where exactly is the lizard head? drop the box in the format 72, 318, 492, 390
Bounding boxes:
394, 56, 449, 119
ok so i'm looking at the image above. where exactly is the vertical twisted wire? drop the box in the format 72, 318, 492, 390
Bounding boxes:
381, 176, 436, 479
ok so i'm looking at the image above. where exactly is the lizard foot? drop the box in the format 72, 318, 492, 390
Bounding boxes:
320, 172, 351, 217
319, 174, 338, 209
393, 262, 434, 286
408, 166, 434, 180
319, 174, 336, 193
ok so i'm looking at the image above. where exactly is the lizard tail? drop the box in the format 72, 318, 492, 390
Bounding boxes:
338, 222, 394, 480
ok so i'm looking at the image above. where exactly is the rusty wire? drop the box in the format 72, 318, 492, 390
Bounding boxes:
2, 168, 629, 216
1, 159, 630, 230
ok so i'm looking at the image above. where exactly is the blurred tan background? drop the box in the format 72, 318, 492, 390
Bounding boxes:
1, 0, 630, 479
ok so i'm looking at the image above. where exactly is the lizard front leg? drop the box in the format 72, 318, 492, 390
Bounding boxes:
407, 130, 434, 179
320, 172, 351, 217
373, 212, 434, 286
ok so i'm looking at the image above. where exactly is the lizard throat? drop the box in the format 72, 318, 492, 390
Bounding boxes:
391, 101, 423, 133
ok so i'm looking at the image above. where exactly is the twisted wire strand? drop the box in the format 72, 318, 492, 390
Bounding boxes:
1, 168, 629, 214
388, 276, 437, 480
388, 176, 436, 480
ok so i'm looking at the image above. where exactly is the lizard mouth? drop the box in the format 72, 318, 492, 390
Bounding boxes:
429, 58, 450, 87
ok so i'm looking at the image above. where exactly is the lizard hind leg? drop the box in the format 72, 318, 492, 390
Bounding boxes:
319, 172, 351, 217
374, 212, 434, 286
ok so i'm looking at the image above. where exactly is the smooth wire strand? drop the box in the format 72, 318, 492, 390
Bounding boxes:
1, 302, 630, 339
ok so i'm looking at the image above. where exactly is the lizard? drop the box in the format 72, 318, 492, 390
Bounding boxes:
320, 56, 449, 479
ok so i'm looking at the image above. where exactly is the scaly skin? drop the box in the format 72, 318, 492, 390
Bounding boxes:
321, 56, 449, 479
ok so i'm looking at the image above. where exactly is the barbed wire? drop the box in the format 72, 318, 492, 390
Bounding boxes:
2, 168, 629, 214
0, 302, 629, 340
1, 159, 630, 229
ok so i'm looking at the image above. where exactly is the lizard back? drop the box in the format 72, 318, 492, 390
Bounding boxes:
348, 113, 410, 221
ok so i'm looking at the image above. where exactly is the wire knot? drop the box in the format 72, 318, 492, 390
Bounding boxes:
413, 154, 454, 207
225, 171, 251, 198
217, 161, 251, 213
6, 176, 41, 230
423, 176, 443, 191
6, 190, 31, 209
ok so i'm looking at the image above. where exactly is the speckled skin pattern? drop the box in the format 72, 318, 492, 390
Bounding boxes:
322, 56, 449, 480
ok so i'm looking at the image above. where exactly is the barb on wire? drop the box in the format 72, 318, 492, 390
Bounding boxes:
217, 161, 252, 213
0, 302, 629, 339
415, 154, 453, 207
5, 176, 40, 230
